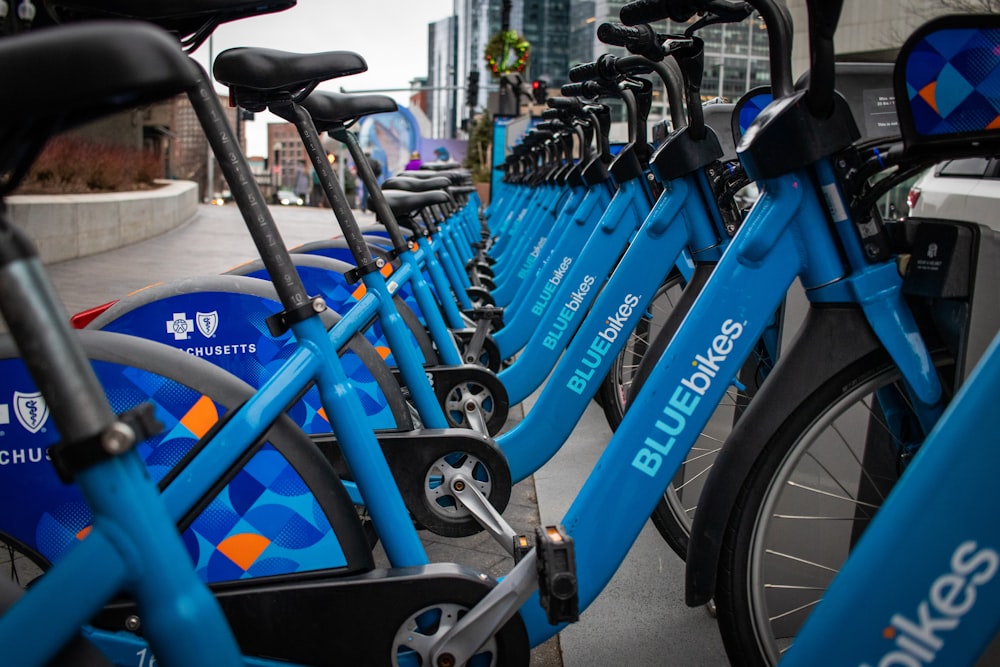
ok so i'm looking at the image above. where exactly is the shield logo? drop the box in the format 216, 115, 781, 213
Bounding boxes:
196, 311, 219, 338
14, 391, 48, 434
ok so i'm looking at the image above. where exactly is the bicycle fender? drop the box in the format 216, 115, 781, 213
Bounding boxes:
684, 304, 884, 607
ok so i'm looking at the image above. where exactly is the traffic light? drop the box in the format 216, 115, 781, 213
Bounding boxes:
532, 79, 548, 104
466, 70, 480, 107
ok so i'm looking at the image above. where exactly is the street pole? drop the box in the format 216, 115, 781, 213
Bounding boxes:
206, 34, 215, 202
498, 0, 517, 116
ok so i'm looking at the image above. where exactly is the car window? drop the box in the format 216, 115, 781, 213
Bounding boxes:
938, 157, 991, 177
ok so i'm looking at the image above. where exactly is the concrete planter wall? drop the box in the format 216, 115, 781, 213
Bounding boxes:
6, 179, 198, 264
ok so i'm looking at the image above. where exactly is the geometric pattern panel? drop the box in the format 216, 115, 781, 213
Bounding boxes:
0, 356, 349, 581
96, 290, 398, 433
904, 27, 1000, 136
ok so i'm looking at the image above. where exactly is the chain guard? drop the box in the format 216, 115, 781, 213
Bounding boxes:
428, 364, 509, 434
316, 428, 513, 538
94, 563, 530, 665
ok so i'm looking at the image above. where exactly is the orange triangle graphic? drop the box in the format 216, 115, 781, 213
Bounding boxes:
919, 81, 938, 113
217, 533, 271, 571
180, 395, 219, 438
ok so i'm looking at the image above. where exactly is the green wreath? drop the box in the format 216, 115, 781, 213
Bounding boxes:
484, 30, 531, 79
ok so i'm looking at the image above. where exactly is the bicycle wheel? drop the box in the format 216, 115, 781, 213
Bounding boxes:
714, 351, 951, 666
0, 536, 44, 588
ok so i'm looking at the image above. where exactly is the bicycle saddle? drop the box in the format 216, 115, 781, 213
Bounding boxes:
382, 176, 453, 193
380, 190, 454, 221
302, 91, 398, 130
43, 0, 295, 42
406, 170, 471, 185
213, 47, 367, 95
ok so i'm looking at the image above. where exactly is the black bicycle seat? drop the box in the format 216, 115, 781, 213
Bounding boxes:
213, 47, 367, 96
381, 190, 453, 220
302, 91, 397, 131
406, 170, 470, 185
43, 0, 295, 43
382, 176, 453, 193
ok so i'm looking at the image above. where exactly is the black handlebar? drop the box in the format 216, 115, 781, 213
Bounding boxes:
620, 0, 748, 24
547, 96, 581, 110
803, 0, 843, 117
561, 80, 614, 98
568, 60, 600, 83
597, 22, 663, 61
620, 0, 677, 24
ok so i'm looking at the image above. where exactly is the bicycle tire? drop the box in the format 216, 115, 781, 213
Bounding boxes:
714, 350, 952, 666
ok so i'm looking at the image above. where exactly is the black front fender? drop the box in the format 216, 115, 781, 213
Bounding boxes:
684, 303, 884, 606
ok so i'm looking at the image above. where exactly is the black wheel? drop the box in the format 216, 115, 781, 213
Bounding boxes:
715, 351, 952, 666
466, 286, 495, 309
0, 535, 44, 589
477, 275, 497, 292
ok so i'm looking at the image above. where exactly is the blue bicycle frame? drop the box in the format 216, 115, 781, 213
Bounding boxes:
502, 158, 945, 648
498, 161, 725, 478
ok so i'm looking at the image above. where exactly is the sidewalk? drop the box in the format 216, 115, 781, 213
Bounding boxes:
45, 203, 727, 666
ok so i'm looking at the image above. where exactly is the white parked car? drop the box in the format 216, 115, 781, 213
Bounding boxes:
908, 157, 1000, 224
276, 189, 305, 206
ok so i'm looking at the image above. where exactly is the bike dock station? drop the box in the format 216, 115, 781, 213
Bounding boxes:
43, 202, 727, 666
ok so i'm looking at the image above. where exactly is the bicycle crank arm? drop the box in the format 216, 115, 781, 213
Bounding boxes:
430, 525, 579, 665
451, 473, 519, 554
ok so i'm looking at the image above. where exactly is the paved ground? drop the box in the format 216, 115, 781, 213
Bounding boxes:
42, 202, 728, 665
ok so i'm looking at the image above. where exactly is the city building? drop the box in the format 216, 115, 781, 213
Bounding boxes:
155, 93, 247, 201
267, 122, 311, 197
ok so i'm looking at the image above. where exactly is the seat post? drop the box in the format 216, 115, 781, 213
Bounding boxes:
186, 63, 313, 311
274, 100, 384, 275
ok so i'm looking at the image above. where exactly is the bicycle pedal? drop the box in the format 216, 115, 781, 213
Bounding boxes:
463, 305, 504, 322
535, 524, 579, 624
513, 534, 532, 563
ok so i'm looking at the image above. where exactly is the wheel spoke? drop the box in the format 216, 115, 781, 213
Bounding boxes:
764, 549, 839, 575
783, 479, 881, 511
768, 598, 823, 623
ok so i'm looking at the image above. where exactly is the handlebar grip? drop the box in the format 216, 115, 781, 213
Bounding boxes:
546, 96, 581, 110
620, 0, 671, 25
568, 61, 600, 83
597, 22, 642, 46
562, 81, 609, 98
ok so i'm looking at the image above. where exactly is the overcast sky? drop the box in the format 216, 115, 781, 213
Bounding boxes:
189, 0, 456, 155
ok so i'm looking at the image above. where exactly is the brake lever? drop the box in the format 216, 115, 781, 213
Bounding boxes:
685, 1, 753, 35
